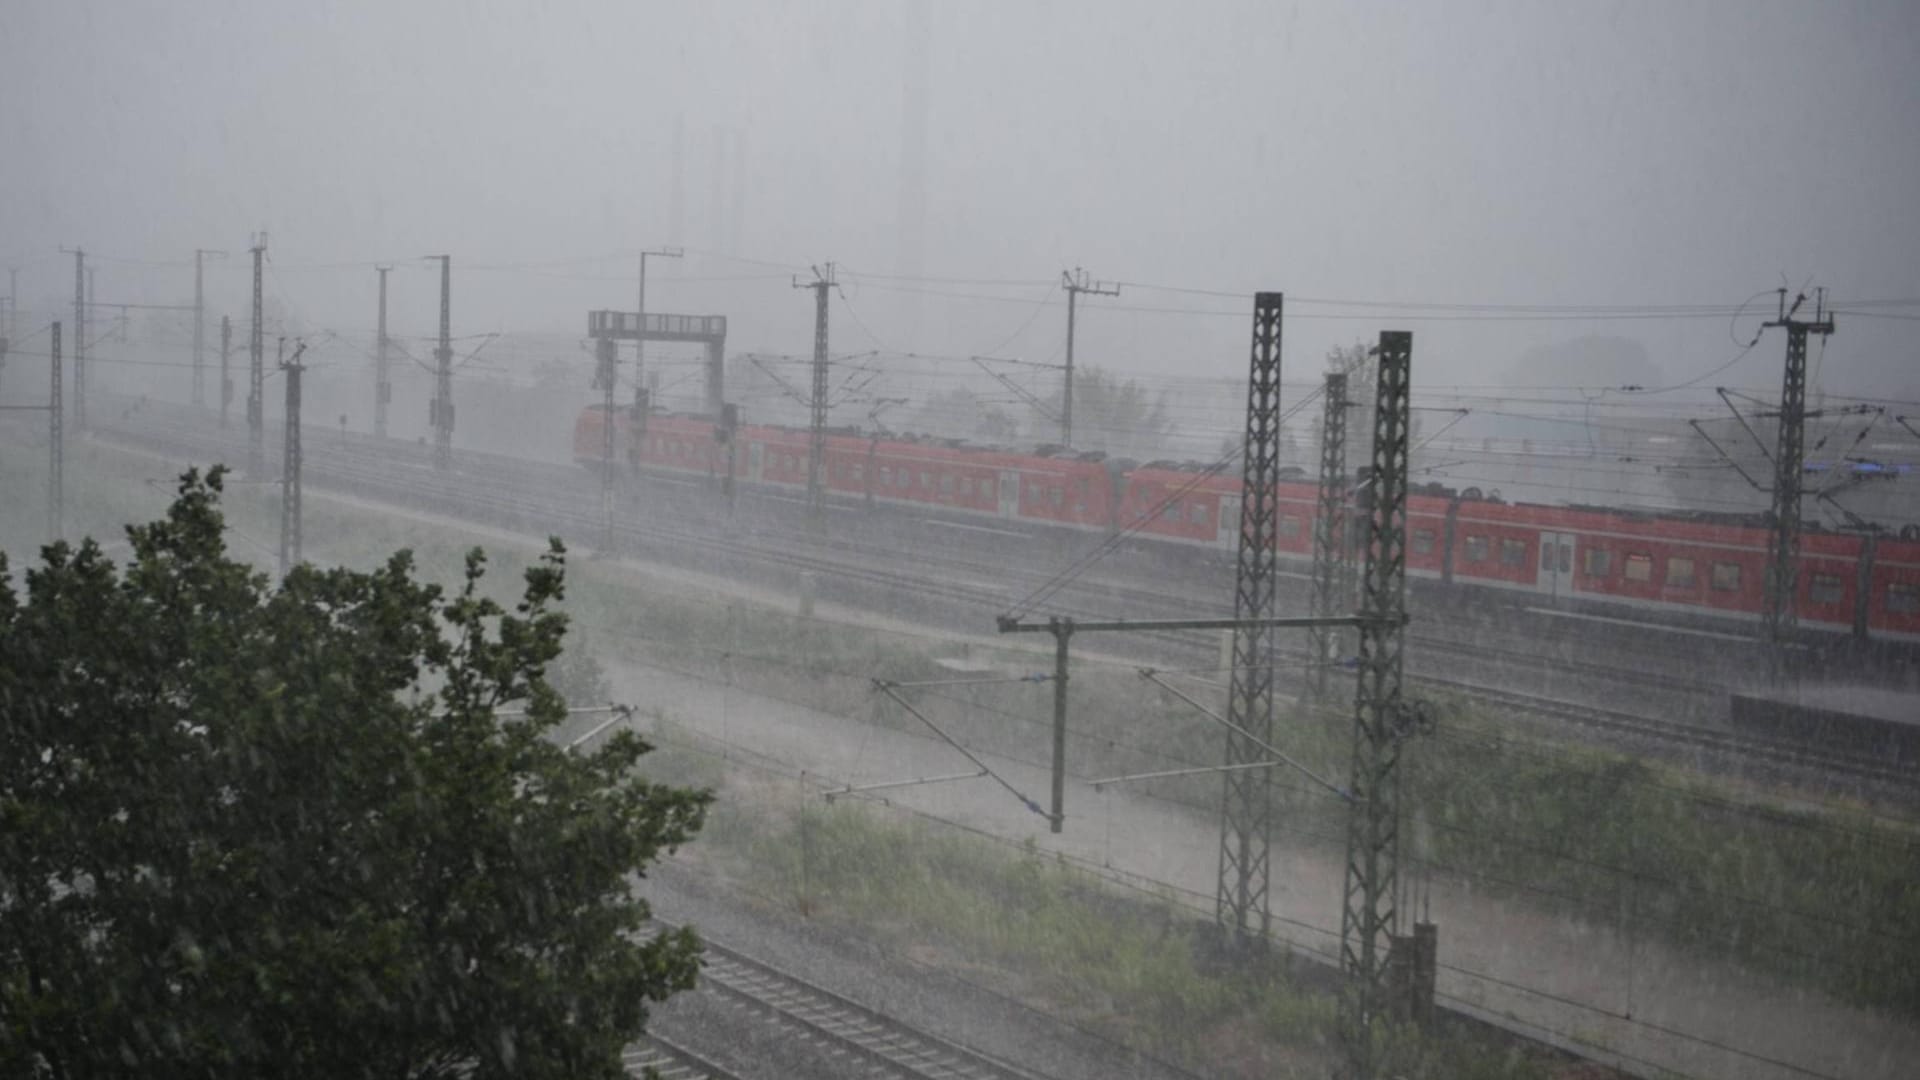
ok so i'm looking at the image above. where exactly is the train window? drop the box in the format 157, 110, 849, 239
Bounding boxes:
1624, 553, 1652, 582
851, 464, 863, 482
899, 470, 910, 488
1279, 515, 1302, 538
1412, 528, 1435, 555
981, 478, 995, 500
1888, 584, 1920, 614
1464, 535, 1488, 562
877, 466, 890, 485
1500, 538, 1527, 566
920, 471, 932, 489
1585, 548, 1610, 577
1051, 487, 1065, 507
1162, 502, 1180, 521
940, 475, 954, 495
1711, 562, 1741, 591
1666, 557, 1696, 588
1810, 574, 1844, 605
1189, 504, 1208, 525
959, 476, 972, 496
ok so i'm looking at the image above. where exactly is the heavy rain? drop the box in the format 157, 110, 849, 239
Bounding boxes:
2, 3, 1917, 1079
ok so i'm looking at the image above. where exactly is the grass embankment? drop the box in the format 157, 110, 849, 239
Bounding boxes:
676, 764, 1558, 1080
11, 436, 1918, 1024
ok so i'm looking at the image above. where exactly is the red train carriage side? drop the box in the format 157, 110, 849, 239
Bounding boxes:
1868, 537, 1920, 641
573, 404, 1918, 642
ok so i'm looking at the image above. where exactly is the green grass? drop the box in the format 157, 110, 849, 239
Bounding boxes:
714, 794, 1551, 1080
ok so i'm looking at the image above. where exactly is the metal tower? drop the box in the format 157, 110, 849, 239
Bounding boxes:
1339, 330, 1415, 1073
248, 234, 266, 478
279, 341, 306, 578
1216, 292, 1284, 942
70, 249, 85, 431
429, 255, 453, 471
1308, 371, 1350, 700
596, 335, 619, 550
192, 249, 225, 407
375, 266, 391, 439
796, 263, 836, 528
1759, 288, 1835, 662
219, 316, 232, 429
48, 322, 62, 542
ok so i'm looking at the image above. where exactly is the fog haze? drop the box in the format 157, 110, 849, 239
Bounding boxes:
4, 0, 1916, 394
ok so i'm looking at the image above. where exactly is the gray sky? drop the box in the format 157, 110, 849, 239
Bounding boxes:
3, 0, 1916, 398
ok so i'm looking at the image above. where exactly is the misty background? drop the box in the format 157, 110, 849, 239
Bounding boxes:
2, 0, 1916, 492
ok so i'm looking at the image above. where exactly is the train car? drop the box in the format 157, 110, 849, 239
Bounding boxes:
571, 403, 1920, 641
1867, 536, 1920, 641
1117, 464, 1237, 547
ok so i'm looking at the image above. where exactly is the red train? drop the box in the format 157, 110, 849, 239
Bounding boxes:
575, 406, 1920, 643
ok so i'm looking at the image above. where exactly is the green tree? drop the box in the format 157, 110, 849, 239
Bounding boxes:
1040, 366, 1173, 458
0, 469, 708, 1079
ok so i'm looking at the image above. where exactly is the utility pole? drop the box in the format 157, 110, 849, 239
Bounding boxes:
635, 247, 683, 402
65, 248, 85, 430
1308, 371, 1350, 700
1217, 292, 1285, 944
428, 255, 453, 471
596, 335, 618, 550
1758, 287, 1836, 668
279, 339, 307, 578
3, 268, 15, 381
248, 233, 267, 477
1339, 330, 1430, 1076
795, 262, 837, 528
1060, 267, 1118, 449
219, 316, 233, 429
374, 265, 392, 439
49, 322, 62, 542
192, 248, 226, 407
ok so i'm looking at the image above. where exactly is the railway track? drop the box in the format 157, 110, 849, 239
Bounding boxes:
73, 404, 1911, 792
623, 1032, 738, 1079
1441, 677, 1916, 789
668, 925, 1046, 1080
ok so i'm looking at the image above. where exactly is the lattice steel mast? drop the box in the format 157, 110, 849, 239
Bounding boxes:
429, 255, 453, 471
1339, 330, 1415, 1074
796, 263, 836, 529
1308, 370, 1350, 700
374, 266, 391, 439
279, 340, 306, 578
48, 322, 62, 542
1216, 292, 1284, 942
247, 234, 266, 478
1759, 288, 1834, 666
219, 316, 232, 429
192, 248, 225, 408
69, 248, 85, 431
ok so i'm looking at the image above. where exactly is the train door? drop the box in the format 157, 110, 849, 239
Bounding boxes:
998, 469, 1020, 518
1218, 496, 1241, 548
747, 441, 764, 483
1535, 531, 1574, 599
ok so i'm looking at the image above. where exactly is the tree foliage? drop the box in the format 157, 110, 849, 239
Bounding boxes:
1039, 366, 1173, 458
0, 469, 708, 1079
